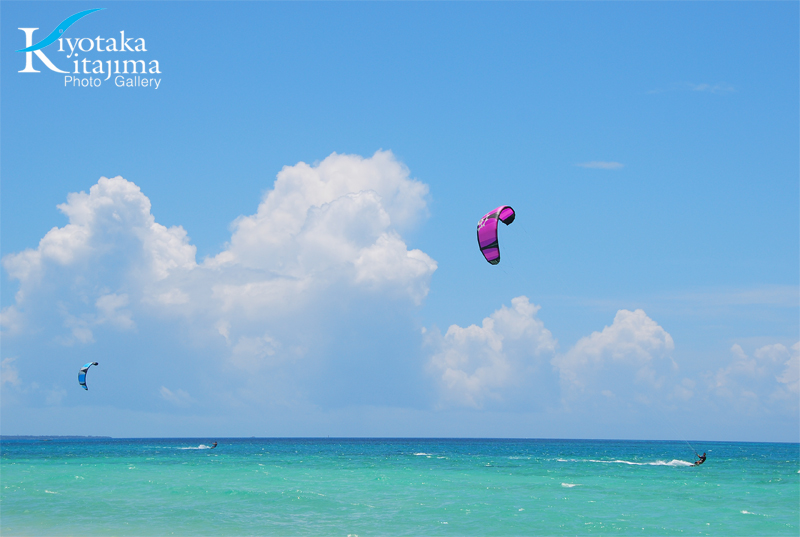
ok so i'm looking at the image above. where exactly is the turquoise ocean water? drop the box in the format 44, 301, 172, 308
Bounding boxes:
2, 438, 798, 536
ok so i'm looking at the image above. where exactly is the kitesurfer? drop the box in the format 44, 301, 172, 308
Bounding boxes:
694, 452, 706, 465
211, 442, 218, 449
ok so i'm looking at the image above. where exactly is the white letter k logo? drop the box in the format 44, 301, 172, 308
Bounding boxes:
18, 28, 68, 73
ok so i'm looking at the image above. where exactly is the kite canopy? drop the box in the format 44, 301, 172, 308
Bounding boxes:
477, 206, 515, 264
78, 362, 99, 390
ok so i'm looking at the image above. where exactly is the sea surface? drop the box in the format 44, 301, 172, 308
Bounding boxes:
1, 438, 797, 536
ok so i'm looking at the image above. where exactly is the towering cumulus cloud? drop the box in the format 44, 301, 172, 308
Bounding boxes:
206, 150, 435, 312
3, 177, 197, 343
4, 176, 197, 286
2, 151, 436, 406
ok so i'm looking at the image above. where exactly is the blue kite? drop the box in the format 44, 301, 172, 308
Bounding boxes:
78, 362, 99, 390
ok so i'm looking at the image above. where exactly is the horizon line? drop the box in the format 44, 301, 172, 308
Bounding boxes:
2, 435, 796, 445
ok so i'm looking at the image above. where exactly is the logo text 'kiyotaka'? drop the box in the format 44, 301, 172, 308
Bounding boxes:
60, 32, 146, 57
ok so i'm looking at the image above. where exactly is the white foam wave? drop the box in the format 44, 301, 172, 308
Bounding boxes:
414, 453, 431, 456
588, 459, 693, 467
561, 483, 579, 488
178, 444, 213, 450
559, 458, 694, 467
657, 459, 695, 467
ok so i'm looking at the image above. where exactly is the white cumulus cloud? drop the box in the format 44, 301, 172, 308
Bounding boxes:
205, 151, 436, 309
552, 309, 675, 398
709, 342, 799, 413
426, 296, 557, 408
2, 176, 195, 343
3, 176, 197, 286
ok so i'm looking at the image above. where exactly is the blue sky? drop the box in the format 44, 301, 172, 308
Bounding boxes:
1, 2, 797, 442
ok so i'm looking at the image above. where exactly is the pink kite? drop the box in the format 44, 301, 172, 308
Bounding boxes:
477, 206, 515, 265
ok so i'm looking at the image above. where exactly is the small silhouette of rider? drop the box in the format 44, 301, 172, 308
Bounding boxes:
694, 452, 706, 465
211, 442, 218, 449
